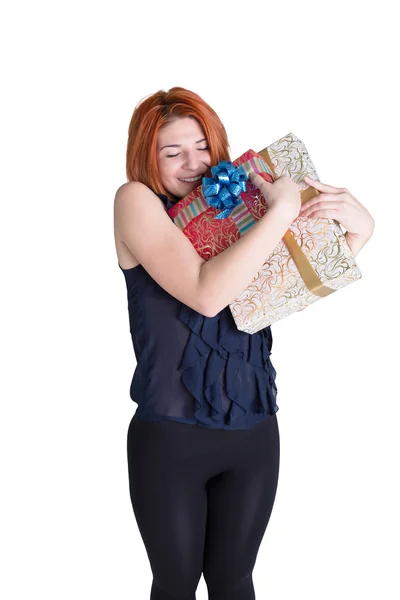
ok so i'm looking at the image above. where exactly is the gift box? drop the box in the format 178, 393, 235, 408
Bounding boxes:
167, 133, 362, 333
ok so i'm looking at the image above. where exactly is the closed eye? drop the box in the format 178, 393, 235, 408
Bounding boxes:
167, 147, 209, 158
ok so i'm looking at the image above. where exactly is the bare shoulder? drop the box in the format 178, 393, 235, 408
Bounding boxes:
114, 180, 148, 201
113, 180, 210, 316
114, 183, 155, 268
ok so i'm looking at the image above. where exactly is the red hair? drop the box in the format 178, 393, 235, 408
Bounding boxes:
126, 87, 231, 197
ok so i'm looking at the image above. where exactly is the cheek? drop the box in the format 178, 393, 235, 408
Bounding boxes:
158, 161, 172, 179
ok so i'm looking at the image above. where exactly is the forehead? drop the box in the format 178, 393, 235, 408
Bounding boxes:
157, 117, 205, 148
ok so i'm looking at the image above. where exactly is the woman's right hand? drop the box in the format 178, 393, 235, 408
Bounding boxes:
248, 172, 302, 222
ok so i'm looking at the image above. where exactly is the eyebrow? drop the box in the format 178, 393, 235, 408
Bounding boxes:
160, 138, 207, 151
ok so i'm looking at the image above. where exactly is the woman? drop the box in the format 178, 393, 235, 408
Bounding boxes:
114, 87, 375, 600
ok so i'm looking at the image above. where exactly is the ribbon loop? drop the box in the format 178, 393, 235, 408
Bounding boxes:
202, 161, 248, 219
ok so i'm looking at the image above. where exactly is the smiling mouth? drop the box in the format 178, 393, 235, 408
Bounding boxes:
178, 175, 204, 183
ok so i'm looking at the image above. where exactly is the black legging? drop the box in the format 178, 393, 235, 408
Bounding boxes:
127, 413, 280, 600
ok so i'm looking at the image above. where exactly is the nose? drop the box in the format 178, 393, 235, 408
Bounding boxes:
182, 151, 204, 171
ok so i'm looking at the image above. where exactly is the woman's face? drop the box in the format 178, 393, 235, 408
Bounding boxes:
156, 116, 212, 199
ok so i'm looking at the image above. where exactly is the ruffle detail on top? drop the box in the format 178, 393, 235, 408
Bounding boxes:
178, 304, 278, 427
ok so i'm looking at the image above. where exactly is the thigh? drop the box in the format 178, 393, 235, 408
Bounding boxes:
202, 414, 280, 586
127, 417, 207, 594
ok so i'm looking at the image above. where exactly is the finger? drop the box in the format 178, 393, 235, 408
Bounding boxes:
301, 202, 341, 217
300, 193, 343, 212
304, 176, 344, 194
248, 172, 273, 189
249, 171, 271, 183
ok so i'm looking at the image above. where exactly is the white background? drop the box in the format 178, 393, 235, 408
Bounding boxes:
1, 0, 399, 598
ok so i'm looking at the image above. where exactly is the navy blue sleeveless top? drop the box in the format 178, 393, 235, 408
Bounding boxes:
119, 192, 279, 430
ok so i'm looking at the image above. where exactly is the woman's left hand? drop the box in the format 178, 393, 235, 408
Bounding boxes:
300, 176, 375, 239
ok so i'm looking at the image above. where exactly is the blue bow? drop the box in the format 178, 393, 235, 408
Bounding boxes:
202, 161, 248, 219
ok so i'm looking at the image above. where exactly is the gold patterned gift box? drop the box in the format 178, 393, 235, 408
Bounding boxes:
167, 133, 362, 333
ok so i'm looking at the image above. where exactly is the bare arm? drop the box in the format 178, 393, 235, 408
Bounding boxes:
114, 181, 293, 318
344, 229, 374, 257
